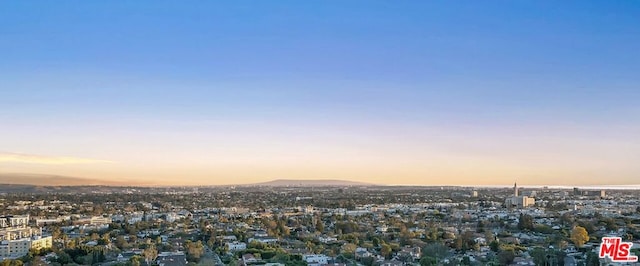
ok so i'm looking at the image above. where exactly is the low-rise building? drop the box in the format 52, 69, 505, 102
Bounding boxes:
226, 241, 247, 251
0, 215, 52, 259
304, 254, 330, 266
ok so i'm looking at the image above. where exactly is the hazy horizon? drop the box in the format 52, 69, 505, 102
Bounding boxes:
1, 173, 640, 189
2, 2, 639, 186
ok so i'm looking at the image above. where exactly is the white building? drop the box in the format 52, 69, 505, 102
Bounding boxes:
127, 212, 144, 224
0, 216, 28, 229
505, 196, 535, 208
248, 237, 278, 244
303, 254, 329, 266
226, 241, 247, 251
223, 235, 237, 241
318, 236, 338, 244
0, 215, 52, 259
505, 183, 535, 208
164, 213, 179, 223
90, 216, 112, 225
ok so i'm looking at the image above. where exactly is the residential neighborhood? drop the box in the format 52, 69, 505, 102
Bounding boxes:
0, 184, 639, 265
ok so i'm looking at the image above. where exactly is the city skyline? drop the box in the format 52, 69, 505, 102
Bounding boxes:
1, 1, 639, 186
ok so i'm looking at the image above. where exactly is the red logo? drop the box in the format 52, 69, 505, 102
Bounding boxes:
599, 237, 638, 262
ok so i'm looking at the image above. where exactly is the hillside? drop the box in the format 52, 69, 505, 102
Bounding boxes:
248, 179, 376, 187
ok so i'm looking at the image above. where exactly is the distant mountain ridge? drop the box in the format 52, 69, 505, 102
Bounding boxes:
247, 179, 376, 187
0, 173, 143, 186
0, 174, 374, 187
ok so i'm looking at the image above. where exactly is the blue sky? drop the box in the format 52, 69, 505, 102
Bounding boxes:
1, 1, 639, 185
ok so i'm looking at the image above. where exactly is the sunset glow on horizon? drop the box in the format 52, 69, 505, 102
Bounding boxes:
1, 1, 639, 186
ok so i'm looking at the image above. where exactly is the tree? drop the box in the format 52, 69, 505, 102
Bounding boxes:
477, 220, 485, 233
453, 237, 463, 250
419, 256, 436, 266
576, 220, 596, 234
585, 251, 600, 266
51, 251, 72, 266
29, 257, 48, 266
115, 235, 128, 250
455, 231, 478, 251
489, 240, 500, 252
381, 243, 393, 259
0, 260, 23, 266
517, 214, 534, 231
185, 240, 205, 262
128, 255, 143, 266
570, 226, 589, 247
100, 233, 111, 245
461, 256, 471, 265
341, 243, 357, 255
497, 250, 515, 265
228, 257, 239, 266
372, 237, 380, 247
315, 220, 324, 233
554, 250, 567, 265
600, 218, 619, 232
560, 213, 574, 226
423, 243, 448, 263
143, 245, 158, 265
530, 247, 547, 266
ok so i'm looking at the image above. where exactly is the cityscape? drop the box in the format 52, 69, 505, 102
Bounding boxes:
2, 1, 640, 266
0, 182, 639, 265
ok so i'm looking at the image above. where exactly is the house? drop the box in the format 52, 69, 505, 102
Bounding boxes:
379, 260, 403, 266
304, 254, 330, 266
499, 236, 520, 245
513, 256, 535, 265
355, 247, 372, 259
398, 246, 421, 260
117, 252, 137, 262
318, 236, 338, 244
252, 230, 269, 237
242, 253, 258, 264
223, 235, 238, 241
226, 241, 247, 251
156, 252, 187, 266
248, 237, 278, 244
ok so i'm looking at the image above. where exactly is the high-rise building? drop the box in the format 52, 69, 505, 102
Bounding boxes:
505, 182, 535, 208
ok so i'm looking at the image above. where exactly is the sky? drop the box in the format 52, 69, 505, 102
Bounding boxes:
1, 1, 639, 186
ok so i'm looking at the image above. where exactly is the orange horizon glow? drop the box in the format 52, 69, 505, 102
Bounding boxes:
2, 121, 638, 186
